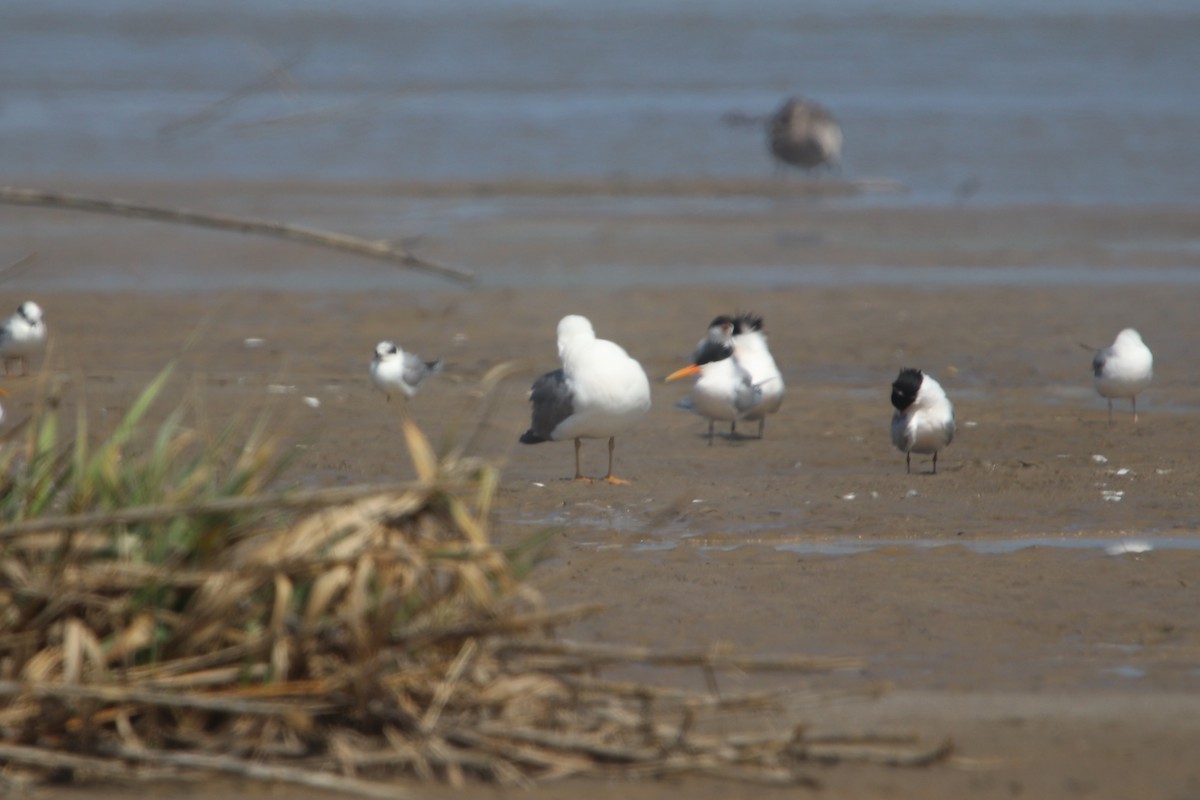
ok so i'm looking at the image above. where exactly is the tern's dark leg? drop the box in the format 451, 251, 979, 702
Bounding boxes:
932, 451, 938, 475
603, 437, 630, 485
906, 452, 911, 474
757, 417, 766, 439
707, 420, 715, 446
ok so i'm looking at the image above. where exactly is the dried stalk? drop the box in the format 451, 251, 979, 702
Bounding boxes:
495, 638, 864, 673
0, 680, 333, 718
0, 481, 426, 541
108, 746, 416, 800
798, 737, 954, 767
0, 186, 474, 284
0, 742, 176, 781
395, 603, 605, 648
418, 638, 478, 735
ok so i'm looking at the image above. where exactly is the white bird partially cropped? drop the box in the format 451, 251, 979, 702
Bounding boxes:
520, 315, 651, 484
725, 313, 784, 438
667, 336, 761, 445
890, 368, 955, 474
0, 301, 47, 377
767, 96, 843, 174
369, 340, 442, 400
1093, 328, 1153, 425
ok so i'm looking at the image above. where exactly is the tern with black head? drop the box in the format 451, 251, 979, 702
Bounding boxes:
723, 313, 784, 438
668, 331, 760, 445
890, 368, 955, 474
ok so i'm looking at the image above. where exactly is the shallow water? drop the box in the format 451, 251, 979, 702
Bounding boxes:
4, 0, 1199, 207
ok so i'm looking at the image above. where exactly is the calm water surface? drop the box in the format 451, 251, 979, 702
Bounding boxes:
4, 0, 1199, 208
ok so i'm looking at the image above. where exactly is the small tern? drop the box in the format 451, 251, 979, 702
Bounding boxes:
726, 313, 784, 438
890, 368, 955, 474
0, 301, 47, 377
370, 340, 442, 400
667, 336, 761, 445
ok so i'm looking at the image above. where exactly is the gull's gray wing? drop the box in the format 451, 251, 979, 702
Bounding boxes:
521, 368, 573, 443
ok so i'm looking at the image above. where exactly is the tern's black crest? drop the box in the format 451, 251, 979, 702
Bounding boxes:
693, 339, 735, 366
731, 312, 764, 335
707, 314, 737, 330
891, 368, 923, 411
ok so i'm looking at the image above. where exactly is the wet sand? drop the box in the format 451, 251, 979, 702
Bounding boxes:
8, 187, 1200, 798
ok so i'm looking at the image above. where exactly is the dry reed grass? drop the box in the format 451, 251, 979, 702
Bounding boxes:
0, 368, 949, 795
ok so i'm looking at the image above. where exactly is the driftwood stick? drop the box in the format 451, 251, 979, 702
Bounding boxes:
0, 186, 474, 284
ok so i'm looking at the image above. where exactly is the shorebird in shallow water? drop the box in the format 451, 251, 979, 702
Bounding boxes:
1092, 328, 1153, 424
767, 96, 843, 174
891, 368, 955, 474
520, 315, 651, 484
369, 341, 442, 400
0, 301, 47, 377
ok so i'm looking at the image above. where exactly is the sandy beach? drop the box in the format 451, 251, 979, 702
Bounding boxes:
7, 1, 1200, 794
6, 180, 1200, 799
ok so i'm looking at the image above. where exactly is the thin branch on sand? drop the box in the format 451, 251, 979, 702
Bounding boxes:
0, 186, 474, 284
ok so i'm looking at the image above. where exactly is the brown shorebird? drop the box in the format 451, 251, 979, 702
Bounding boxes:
767, 96, 843, 173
